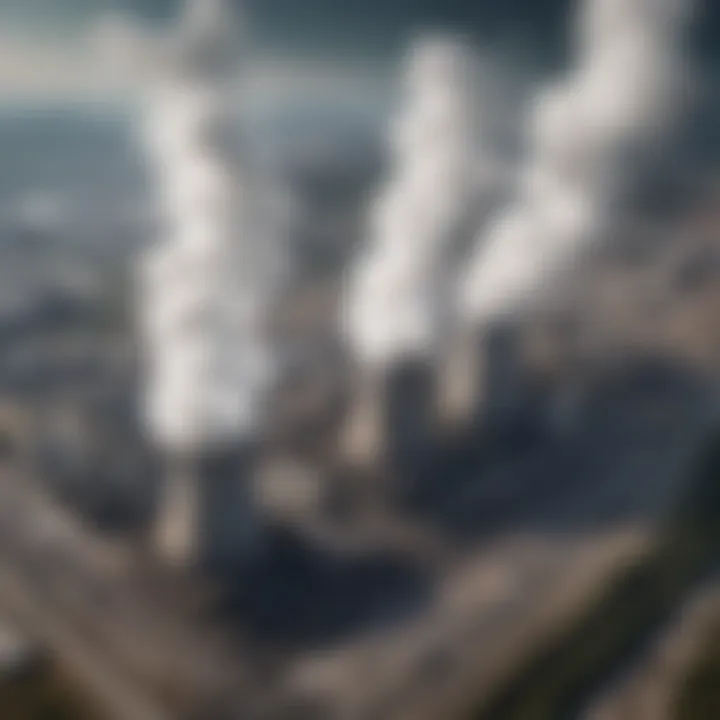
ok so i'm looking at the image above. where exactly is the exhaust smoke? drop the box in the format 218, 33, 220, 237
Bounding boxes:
459, 0, 694, 326
345, 35, 499, 369
133, 0, 292, 567
138, 0, 290, 455
341, 36, 499, 474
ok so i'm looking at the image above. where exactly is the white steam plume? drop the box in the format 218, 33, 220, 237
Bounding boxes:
459, 0, 693, 325
138, 0, 290, 453
344, 36, 500, 368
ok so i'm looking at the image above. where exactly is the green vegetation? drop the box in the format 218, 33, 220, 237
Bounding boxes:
471, 432, 720, 720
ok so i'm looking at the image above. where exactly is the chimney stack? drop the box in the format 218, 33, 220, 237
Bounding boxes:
440, 320, 527, 444
342, 358, 437, 493
155, 444, 260, 572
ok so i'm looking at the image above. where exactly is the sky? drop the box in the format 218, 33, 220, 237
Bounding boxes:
0, 0, 573, 47
0, 0, 574, 102
0, 0, 715, 103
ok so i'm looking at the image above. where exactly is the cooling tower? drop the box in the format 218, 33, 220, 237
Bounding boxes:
342, 358, 437, 490
438, 330, 481, 436
482, 322, 525, 432
440, 320, 527, 444
155, 444, 259, 572
340, 36, 490, 493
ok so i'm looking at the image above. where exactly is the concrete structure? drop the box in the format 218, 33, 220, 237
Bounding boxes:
441, 320, 527, 441
342, 359, 437, 487
481, 322, 527, 436
154, 445, 260, 572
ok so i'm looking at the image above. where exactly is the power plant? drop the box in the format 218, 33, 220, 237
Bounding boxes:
0, 0, 713, 719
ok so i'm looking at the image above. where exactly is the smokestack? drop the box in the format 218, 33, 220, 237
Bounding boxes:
455, 0, 694, 434
343, 36, 493, 481
155, 445, 259, 571
440, 320, 526, 447
136, 0, 289, 570
342, 359, 437, 488
479, 323, 525, 433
